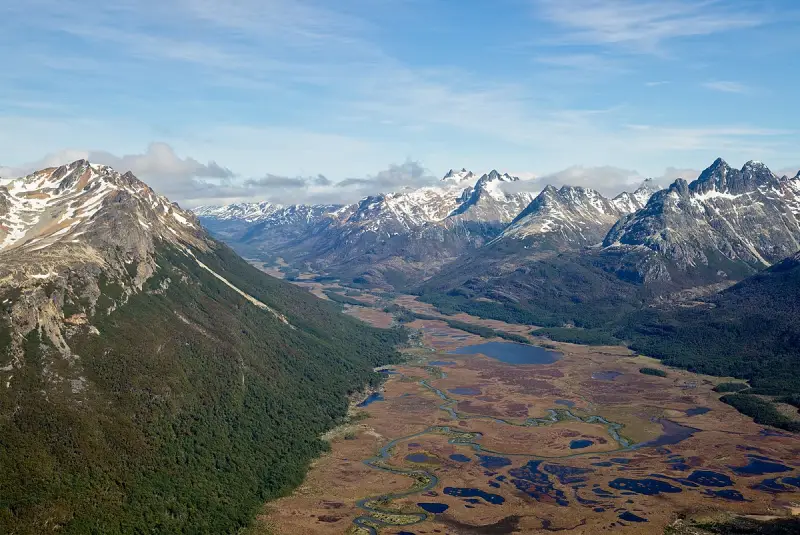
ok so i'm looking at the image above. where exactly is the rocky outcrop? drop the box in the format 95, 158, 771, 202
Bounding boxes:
603, 159, 800, 283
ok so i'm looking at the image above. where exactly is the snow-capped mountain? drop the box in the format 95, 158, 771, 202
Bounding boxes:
497, 180, 660, 247
0, 160, 206, 272
603, 159, 800, 283
449, 170, 534, 223
193, 201, 281, 222
610, 178, 661, 213
195, 169, 535, 285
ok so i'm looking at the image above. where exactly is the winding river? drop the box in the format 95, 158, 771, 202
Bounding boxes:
349, 363, 643, 535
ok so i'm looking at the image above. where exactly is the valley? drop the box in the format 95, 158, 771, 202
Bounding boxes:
247, 271, 800, 535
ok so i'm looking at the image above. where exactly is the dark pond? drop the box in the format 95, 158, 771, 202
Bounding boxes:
705, 489, 747, 501
685, 470, 733, 487
555, 399, 575, 408
570, 439, 594, 450
752, 477, 800, 493
509, 460, 570, 506
449, 454, 471, 463
619, 511, 648, 523
730, 456, 793, 476
609, 478, 682, 496
443, 487, 505, 505
685, 407, 711, 416
448, 386, 481, 396
449, 342, 561, 365
429, 361, 456, 366
417, 502, 448, 514
357, 392, 384, 407
592, 371, 622, 380
634, 420, 699, 449
405, 453, 438, 463
544, 463, 592, 485
477, 455, 512, 469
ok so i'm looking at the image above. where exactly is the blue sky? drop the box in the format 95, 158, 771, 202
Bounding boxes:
1, 0, 799, 206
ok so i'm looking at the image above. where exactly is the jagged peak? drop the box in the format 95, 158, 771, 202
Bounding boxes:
540, 184, 559, 195
478, 170, 519, 184
743, 159, 766, 169
635, 177, 659, 192
441, 168, 475, 182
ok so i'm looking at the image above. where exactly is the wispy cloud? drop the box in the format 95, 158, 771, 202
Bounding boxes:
533, 0, 765, 51
702, 80, 751, 94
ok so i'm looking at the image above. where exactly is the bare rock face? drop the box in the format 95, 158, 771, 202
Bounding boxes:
487, 180, 660, 256
603, 159, 800, 283
0, 159, 212, 362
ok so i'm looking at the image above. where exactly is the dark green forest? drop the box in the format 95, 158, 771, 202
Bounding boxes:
0, 243, 405, 534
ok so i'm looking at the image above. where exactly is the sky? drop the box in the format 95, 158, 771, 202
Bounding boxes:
1, 0, 799, 206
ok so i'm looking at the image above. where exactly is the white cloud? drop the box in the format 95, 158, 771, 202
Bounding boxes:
533, 0, 765, 51
534, 165, 644, 197
776, 166, 800, 178
702, 80, 751, 94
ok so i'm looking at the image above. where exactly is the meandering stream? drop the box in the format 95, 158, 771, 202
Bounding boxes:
349, 363, 649, 534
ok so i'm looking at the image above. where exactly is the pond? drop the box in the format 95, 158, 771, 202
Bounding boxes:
449, 342, 561, 365
448, 386, 481, 396
357, 392, 384, 407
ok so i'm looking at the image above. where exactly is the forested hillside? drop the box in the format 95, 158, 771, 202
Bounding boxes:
0, 240, 404, 534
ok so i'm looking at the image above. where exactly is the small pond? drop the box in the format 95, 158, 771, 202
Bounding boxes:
448, 386, 481, 396
357, 392, 384, 407
449, 342, 561, 365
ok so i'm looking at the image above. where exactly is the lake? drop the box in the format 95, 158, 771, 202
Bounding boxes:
449, 342, 561, 365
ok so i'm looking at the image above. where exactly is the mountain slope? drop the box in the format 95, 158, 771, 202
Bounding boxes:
603, 159, 800, 284
0, 161, 404, 534
416, 182, 662, 327
618, 248, 800, 399
497, 181, 658, 248
196, 169, 533, 288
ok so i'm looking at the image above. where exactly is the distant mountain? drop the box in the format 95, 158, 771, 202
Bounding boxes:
418, 158, 800, 329
497, 180, 659, 248
195, 169, 534, 287
604, 159, 800, 283
0, 160, 402, 533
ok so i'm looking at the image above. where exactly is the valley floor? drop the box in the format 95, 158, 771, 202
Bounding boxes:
246, 265, 800, 535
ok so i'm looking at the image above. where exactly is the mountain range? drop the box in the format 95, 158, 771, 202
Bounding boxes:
196, 169, 661, 286
0, 160, 403, 533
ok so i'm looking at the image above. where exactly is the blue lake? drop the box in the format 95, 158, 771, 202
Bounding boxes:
417, 502, 448, 514
619, 511, 648, 523
449, 454, 471, 463
635, 420, 699, 449
555, 399, 575, 408
443, 487, 505, 505
570, 439, 594, 450
685, 407, 711, 416
730, 456, 793, 476
405, 453, 438, 463
449, 342, 561, 365
357, 392, 384, 407
609, 478, 683, 496
448, 386, 481, 396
